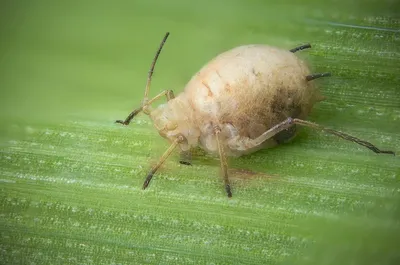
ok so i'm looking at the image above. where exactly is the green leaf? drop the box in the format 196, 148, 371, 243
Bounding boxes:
1, 0, 399, 264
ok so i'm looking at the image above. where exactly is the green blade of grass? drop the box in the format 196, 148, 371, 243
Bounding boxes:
1, 0, 399, 264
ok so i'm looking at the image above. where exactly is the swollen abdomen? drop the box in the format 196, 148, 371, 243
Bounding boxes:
184, 44, 321, 139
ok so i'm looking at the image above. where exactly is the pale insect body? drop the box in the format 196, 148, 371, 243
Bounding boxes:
117, 32, 394, 197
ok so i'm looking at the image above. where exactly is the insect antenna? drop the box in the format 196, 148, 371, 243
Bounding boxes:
290, 43, 311, 53
116, 32, 170, 125
143, 32, 170, 101
293, 119, 395, 155
306, 72, 331, 81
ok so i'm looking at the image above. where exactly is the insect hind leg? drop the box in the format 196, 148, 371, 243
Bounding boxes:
228, 117, 395, 155
228, 118, 295, 151
116, 89, 175, 125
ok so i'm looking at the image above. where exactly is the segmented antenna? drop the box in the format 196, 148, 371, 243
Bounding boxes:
144, 32, 170, 100
116, 32, 170, 125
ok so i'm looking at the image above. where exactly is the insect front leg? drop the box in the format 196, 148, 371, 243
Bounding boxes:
116, 89, 175, 125
142, 89, 175, 114
142, 135, 183, 190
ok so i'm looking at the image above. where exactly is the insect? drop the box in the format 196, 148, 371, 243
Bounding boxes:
116, 32, 395, 197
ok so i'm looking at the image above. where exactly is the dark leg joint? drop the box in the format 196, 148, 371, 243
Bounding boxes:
225, 184, 232, 198
142, 171, 154, 190
179, 160, 192, 166
306, 72, 331, 81
115, 119, 129, 125
179, 150, 192, 166
166, 90, 175, 101
290, 43, 311, 53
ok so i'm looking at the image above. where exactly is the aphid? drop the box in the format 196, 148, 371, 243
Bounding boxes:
116, 32, 395, 197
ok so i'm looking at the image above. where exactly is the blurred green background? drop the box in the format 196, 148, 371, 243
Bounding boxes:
1, 0, 399, 264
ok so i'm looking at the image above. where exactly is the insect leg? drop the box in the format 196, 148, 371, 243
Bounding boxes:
115, 89, 175, 125
142, 89, 175, 114
293, 119, 395, 155
228, 118, 295, 151
290, 43, 311, 53
116, 32, 170, 125
142, 136, 183, 190
115, 106, 143, 125
229, 118, 394, 155
179, 150, 192, 166
215, 127, 232, 198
